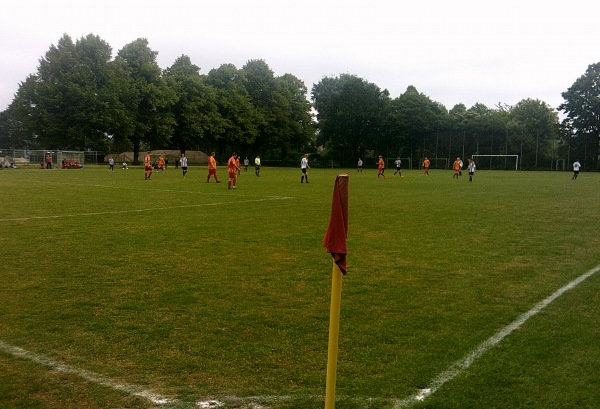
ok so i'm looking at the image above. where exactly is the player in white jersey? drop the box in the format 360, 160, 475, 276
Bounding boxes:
572, 160, 581, 180
393, 157, 402, 177
467, 158, 476, 182
180, 153, 188, 177
301, 154, 310, 183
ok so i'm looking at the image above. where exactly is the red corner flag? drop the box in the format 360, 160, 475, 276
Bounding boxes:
323, 174, 349, 274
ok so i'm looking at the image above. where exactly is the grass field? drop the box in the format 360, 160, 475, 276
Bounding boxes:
1, 164, 599, 409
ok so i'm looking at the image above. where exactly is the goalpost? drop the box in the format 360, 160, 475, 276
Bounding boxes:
472, 154, 519, 170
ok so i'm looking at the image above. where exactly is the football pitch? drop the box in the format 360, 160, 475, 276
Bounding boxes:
1, 165, 599, 409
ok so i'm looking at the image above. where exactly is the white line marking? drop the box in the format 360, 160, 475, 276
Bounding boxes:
2, 264, 598, 408
392, 263, 600, 408
0, 340, 176, 406
32, 180, 249, 196
0, 196, 291, 222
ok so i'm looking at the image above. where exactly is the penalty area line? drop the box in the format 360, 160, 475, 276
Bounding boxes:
0, 196, 292, 222
393, 263, 600, 408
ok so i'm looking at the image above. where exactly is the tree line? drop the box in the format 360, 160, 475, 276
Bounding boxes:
0, 33, 598, 169
312, 73, 597, 170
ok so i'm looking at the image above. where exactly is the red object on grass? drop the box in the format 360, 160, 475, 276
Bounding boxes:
323, 174, 349, 275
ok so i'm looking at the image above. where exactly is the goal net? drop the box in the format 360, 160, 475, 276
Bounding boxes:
57, 151, 85, 168
471, 155, 519, 170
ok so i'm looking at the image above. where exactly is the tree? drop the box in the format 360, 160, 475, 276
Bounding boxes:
11, 34, 123, 151
163, 55, 220, 152
229, 60, 314, 162
205, 63, 259, 156
10, 75, 41, 148
270, 73, 315, 160
384, 86, 446, 160
0, 104, 31, 148
114, 38, 176, 164
312, 74, 390, 164
510, 99, 558, 168
467, 103, 493, 157
559, 62, 600, 170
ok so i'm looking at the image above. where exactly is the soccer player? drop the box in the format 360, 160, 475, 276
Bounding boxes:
108, 157, 114, 171
235, 155, 241, 175
180, 153, 188, 177
393, 157, 402, 177
254, 155, 261, 176
243, 157, 249, 172
144, 151, 153, 180
157, 155, 165, 171
452, 157, 461, 179
301, 154, 310, 183
572, 160, 581, 180
357, 158, 363, 172
467, 157, 476, 182
377, 155, 386, 179
227, 152, 240, 189
207, 152, 220, 183
423, 157, 430, 176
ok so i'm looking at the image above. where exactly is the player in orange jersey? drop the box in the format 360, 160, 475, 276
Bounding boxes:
206, 152, 220, 183
452, 157, 461, 179
423, 157, 430, 176
377, 155, 386, 179
144, 151, 153, 180
227, 153, 240, 189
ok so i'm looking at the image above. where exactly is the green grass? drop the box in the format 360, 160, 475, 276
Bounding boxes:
1, 165, 599, 408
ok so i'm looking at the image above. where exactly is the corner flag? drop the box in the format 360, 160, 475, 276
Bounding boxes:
323, 174, 349, 409
323, 174, 349, 274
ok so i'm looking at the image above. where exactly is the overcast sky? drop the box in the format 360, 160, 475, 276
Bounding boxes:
1, 0, 598, 114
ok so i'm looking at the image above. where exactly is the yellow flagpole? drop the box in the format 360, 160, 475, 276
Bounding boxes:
325, 261, 343, 409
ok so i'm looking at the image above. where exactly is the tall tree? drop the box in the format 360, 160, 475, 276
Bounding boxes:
559, 62, 600, 169
312, 74, 390, 164
0, 104, 31, 148
114, 38, 176, 163
205, 63, 259, 156
163, 55, 220, 152
510, 99, 558, 168
384, 86, 446, 159
241, 59, 287, 154
12, 34, 122, 151
271, 73, 315, 159
236, 60, 314, 160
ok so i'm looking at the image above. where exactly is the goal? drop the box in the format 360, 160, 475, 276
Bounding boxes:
471, 155, 519, 170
